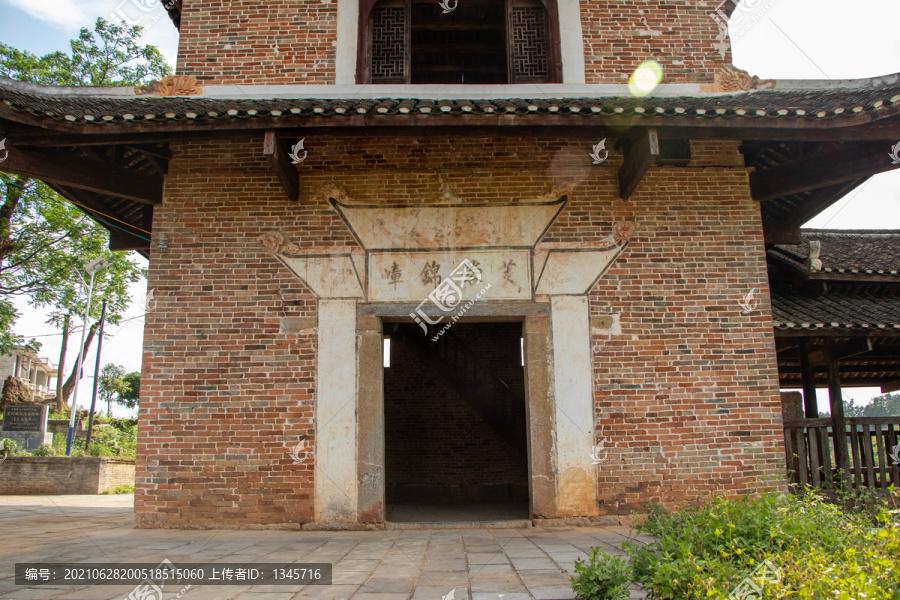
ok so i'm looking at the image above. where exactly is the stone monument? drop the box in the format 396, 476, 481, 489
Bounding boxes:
1, 405, 53, 451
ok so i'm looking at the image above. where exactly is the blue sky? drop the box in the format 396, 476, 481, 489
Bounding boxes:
2, 0, 900, 414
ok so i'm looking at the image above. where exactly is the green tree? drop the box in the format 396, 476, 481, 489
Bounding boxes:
119, 371, 140, 411
0, 18, 171, 86
858, 393, 900, 417
0, 18, 169, 404
818, 393, 900, 418
98, 363, 127, 417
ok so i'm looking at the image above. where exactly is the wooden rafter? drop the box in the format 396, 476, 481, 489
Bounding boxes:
3, 147, 162, 204
751, 142, 900, 202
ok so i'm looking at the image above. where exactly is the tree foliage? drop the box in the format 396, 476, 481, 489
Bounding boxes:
0, 18, 168, 399
819, 393, 900, 418
0, 18, 171, 86
97, 365, 140, 415
98, 363, 127, 417
119, 371, 140, 410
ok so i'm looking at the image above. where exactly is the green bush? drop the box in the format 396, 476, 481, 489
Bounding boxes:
624, 491, 900, 599
570, 547, 630, 600
0, 438, 21, 457
101, 484, 135, 495
47, 420, 136, 459
30, 443, 59, 456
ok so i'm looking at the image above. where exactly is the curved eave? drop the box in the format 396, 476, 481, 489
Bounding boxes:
2, 77, 900, 138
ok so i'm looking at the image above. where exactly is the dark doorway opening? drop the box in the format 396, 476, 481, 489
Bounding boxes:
384, 321, 529, 523
410, 0, 508, 84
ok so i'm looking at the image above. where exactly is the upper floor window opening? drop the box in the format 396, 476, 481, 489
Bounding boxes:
357, 0, 562, 84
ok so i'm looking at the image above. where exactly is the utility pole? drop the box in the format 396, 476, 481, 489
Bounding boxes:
65, 256, 109, 456
84, 299, 107, 453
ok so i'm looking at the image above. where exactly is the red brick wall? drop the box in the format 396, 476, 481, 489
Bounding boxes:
580, 0, 730, 84
585, 141, 784, 515
176, 0, 337, 84
135, 134, 782, 527
174, 1, 730, 84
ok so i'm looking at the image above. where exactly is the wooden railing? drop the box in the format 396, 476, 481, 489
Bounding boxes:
783, 417, 900, 490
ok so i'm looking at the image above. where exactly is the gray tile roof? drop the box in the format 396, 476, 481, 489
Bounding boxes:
772, 230, 900, 275
772, 292, 900, 331
2, 77, 900, 126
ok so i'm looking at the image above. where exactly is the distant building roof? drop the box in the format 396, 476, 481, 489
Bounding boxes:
772, 292, 900, 331
771, 230, 900, 276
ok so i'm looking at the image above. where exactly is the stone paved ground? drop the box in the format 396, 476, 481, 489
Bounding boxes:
0, 496, 651, 600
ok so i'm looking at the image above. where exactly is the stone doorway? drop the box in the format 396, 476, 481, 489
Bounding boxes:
383, 321, 530, 523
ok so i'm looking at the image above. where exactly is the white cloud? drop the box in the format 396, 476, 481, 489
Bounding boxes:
2, 0, 179, 68
3, 0, 88, 28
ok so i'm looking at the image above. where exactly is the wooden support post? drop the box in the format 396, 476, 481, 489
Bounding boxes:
824, 339, 851, 488
617, 128, 659, 200
263, 130, 300, 202
799, 340, 819, 419
799, 339, 825, 484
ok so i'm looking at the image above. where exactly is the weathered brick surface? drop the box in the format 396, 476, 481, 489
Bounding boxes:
587, 142, 784, 515
580, 0, 730, 84
0, 458, 134, 495
177, 0, 338, 84
175, 1, 731, 85
135, 134, 782, 527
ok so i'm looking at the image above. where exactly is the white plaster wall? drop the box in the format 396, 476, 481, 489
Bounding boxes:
557, 0, 586, 84
315, 299, 359, 522
549, 294, 598, 515
336, 0, 359, 84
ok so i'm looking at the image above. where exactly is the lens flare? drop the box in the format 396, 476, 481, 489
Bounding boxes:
628, 61, 663, 97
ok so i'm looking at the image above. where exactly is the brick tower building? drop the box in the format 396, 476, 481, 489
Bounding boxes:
1, 0, 898, 528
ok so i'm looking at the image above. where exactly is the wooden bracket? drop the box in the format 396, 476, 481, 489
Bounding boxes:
263, 130, 300, 202
617, 128, 660, 200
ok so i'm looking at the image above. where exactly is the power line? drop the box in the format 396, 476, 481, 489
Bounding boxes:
821, 180, 872, 228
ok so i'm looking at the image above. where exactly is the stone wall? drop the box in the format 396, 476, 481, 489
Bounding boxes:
135, 133, 784, 527
0, 458, 135, 495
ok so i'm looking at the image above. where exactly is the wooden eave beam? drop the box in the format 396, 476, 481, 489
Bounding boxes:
804, 272, 900, 283
617, 128, 659, 200
3, 105, 900, 140
52, 186, 151, 251
109, 228, 151, 252
763, 220, 802, 245
263, 130, 299, 202
807, 337, 873, 366
2, 147, 162, 204
882, 379, 900, 393
775, 328, 900, 338
751, 143, 900, 202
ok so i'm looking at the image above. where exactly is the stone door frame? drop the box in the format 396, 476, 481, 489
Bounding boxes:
356, 301, 567, 523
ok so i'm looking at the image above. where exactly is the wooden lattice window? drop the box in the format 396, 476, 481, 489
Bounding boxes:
358, 0, 561, 84
508, 0, 550, 83
370, 0, 409, 83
